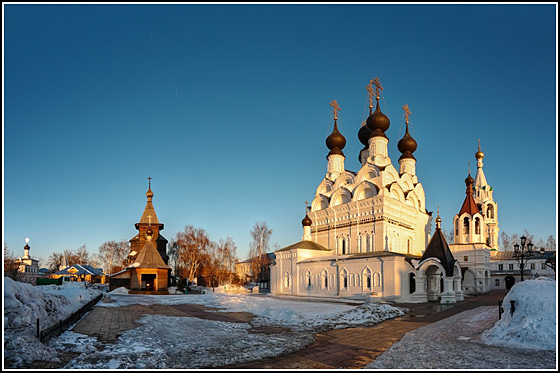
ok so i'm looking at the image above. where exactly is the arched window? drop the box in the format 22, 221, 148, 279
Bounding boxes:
463, 217, 470, 235
487, 205, 494, 219
342, 238, 346, 255
366, 276, 371, 289
358, 234, 362, 253
475, 218, 481, 235
306, 271, 312, 287
374, 272, 381, 287
341, 270, 348, 290
455, 219, 459, 235
322, 271, 329, 289
284, 272, 290, 289
407, 239, 411, 254
409, 273, 416, 294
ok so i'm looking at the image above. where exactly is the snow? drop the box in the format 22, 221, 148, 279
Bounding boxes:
3, 277, 103, 368
482, 277, 556, 350
367, 279, 557, 369
4, 277, 556, 369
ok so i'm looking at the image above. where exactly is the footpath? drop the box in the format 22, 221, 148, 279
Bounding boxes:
223, 290, 505, 369
28, 290, 505, 369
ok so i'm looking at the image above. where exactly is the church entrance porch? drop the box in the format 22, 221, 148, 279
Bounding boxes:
141, 274, 157, 291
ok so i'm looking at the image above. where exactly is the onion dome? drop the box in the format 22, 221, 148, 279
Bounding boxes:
146, 188, 154, 199
398, 123, 417, 161
366, 101, 390, 135
358, 122, 371, 146
302, 214, 312, 227
24, 243, 30, 250
326, 118, 346, 157
475, 144, 484, 160
465, 172, 474, 187
146, 227, 154, 238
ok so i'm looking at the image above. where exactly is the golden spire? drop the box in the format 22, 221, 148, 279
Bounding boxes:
435, 206, 442, 229
402, 104, 411, 125
371, 77, 383, 101
330, 99, 341, 120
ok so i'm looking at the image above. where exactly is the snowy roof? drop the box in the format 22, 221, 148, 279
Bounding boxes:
54, 264, 106, 276
491, 250, 555, 261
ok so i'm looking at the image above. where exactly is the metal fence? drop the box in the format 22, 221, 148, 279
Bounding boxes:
38, 293, 103, 343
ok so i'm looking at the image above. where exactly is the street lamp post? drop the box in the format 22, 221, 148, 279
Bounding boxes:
513, 235, 533, 282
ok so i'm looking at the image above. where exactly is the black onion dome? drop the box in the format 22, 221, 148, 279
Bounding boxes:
397, 125, 417, 155
326, 119, 346, 151
302, 214, 312, 227
146, 227, 154, 237
465, 173, 474, 186
366, 102, 390, 133
358, 124, 371, 146
369, 128, 387, 140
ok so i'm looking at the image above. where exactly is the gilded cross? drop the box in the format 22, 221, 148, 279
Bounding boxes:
402, 104, 411, 124
329, 100, 341, 120
304, 200, 309, 212
371, 77, 383, 99
366, 82, 374, 107
147, 176, 152, 189
478, 139, 481, 151
148, 214, 152, 226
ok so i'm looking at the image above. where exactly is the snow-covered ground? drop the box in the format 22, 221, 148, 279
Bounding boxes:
3, 279, 405, 369
367, 278, 557, 369
4, 278, 556, 369
3, 277, 104, 368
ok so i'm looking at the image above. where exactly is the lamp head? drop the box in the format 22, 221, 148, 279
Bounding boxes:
521, 236, 527, 246
527, 243, 534, 253
514, 244, 520, 253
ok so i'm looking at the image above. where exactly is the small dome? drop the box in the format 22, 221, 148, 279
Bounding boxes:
358, 124, 371, 146
475, 149, 484, 160
326, 119, 346, 151
302, 214, 312, 227
146, 227, 154, 237
465, 173, 474, 186
146, 188, 154, 199
397, 125, 417, 154
369, 128, 387, 140
366, 102, 390, 133
24, 244, 30, 250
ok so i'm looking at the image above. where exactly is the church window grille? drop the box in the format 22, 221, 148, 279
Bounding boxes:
495, 279, 500, 286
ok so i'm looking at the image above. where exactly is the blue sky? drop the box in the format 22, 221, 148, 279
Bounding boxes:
3, 4, 557, 264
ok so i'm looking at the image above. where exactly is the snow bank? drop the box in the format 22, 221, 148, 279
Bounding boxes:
482, 278, 556, 350
108, 286, 130, 295
3, 277, 103, 368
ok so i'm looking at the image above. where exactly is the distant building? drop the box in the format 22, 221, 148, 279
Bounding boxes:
15, 239, 39, 276
52, 264, 107, 284
236, 253, 276, 291
490, 249, 556, 290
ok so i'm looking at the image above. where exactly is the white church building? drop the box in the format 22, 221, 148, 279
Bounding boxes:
270, 78, 498, 304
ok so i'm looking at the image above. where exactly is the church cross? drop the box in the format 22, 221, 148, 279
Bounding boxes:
366, 82, 374, 107
329, 100, 341, 120
147, 176, 152, 189
148, 214, 152, 226
371, 77, 383, 99
402, 104, 411, 124
478, 139, 481, 151
304, 200, 309, 212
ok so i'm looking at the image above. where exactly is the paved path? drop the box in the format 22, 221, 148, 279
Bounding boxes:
223, 291, 506, 369
29, 290, 506, 369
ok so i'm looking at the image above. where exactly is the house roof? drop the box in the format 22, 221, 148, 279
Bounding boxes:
54, 264, 106, 276
275, 240, 331, 253
132, 239, 170, 269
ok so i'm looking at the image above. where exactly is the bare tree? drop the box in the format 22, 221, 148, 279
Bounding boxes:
172, 225, 211, 283
545, 235, 556, 251
98, 240, 129, 275
75, 244, 89, 265
4, 242, 19, 281
46, 252, 64, 272
248, 222, 273, 286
